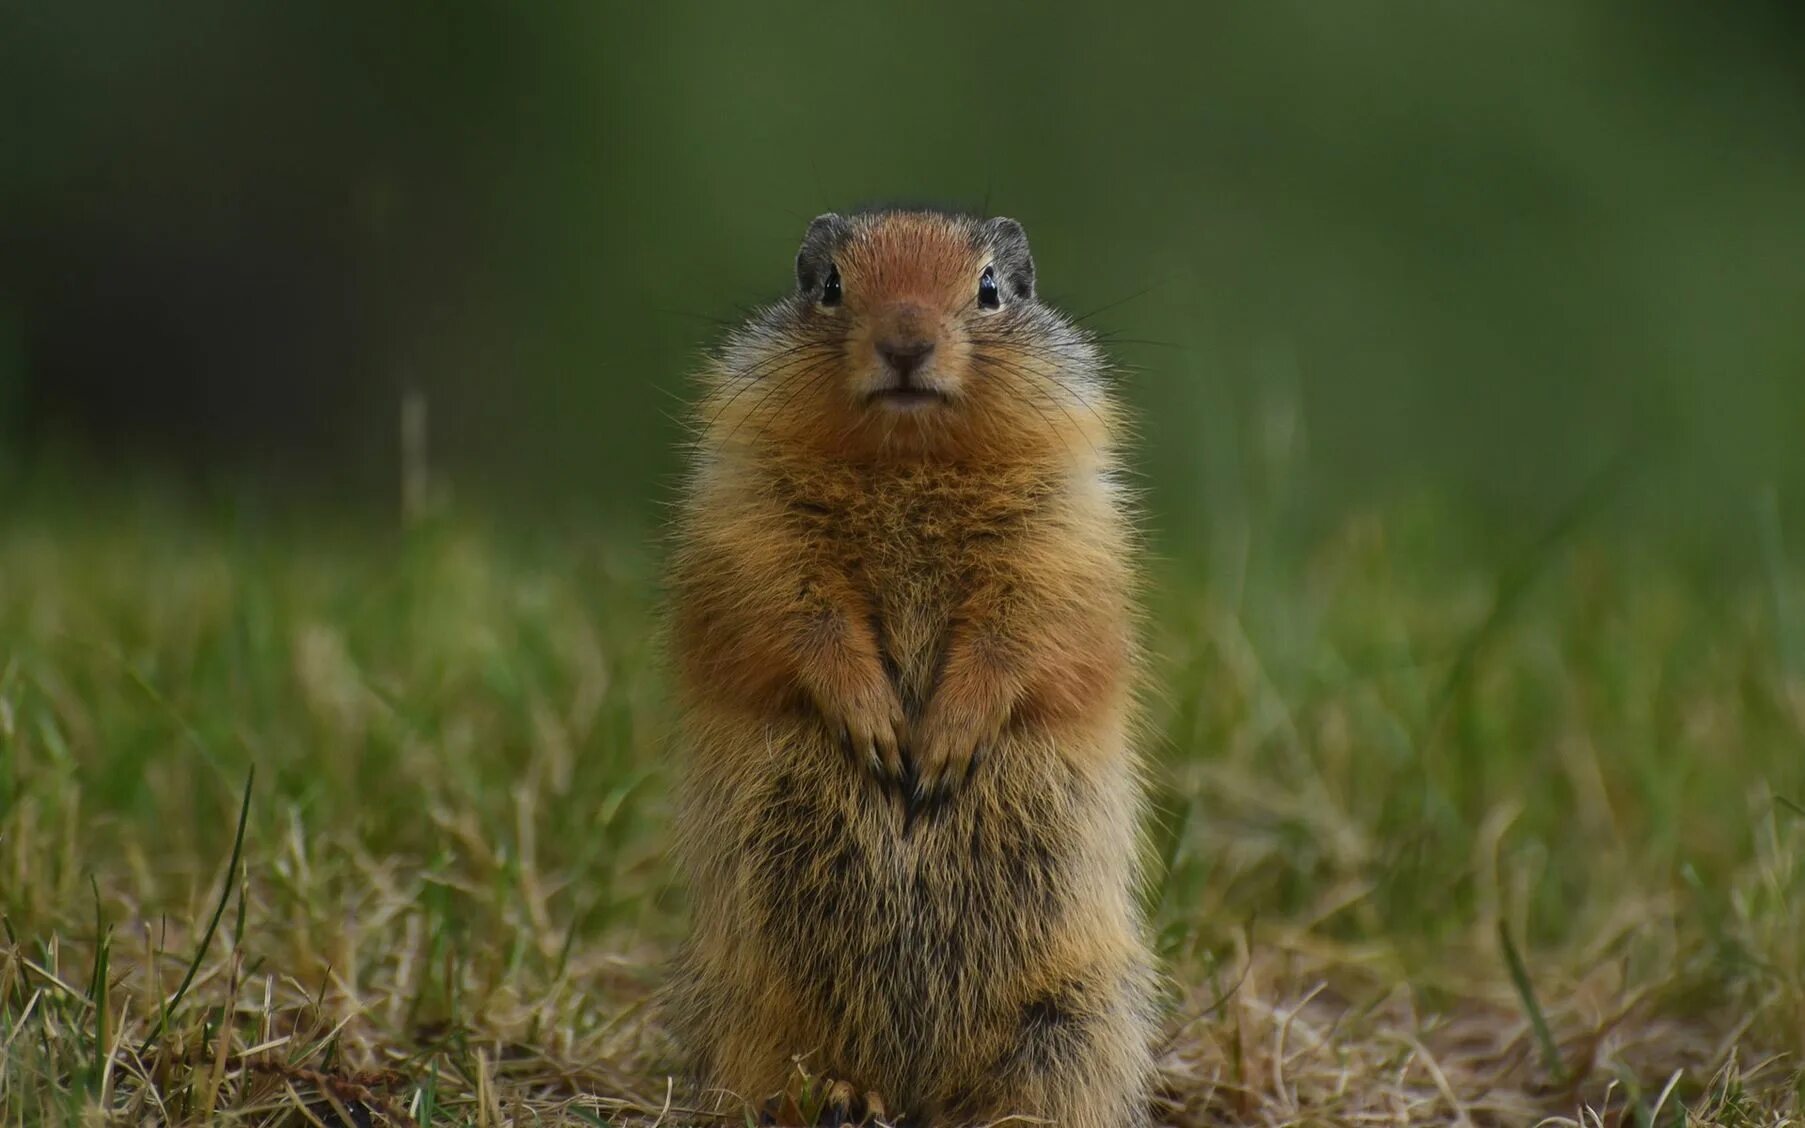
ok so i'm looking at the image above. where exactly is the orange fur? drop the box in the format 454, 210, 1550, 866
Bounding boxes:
666, 211, 1156, 1127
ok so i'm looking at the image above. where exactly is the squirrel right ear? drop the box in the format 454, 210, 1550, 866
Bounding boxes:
796, 213, 851, 291
981, 216, 1035, 299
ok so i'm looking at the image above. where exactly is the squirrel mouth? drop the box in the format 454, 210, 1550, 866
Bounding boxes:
867, 387, 950, 410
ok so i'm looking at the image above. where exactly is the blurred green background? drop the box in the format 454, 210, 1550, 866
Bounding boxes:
3, 2, 1802, 554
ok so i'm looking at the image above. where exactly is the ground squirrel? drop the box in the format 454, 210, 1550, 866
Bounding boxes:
666, 210, 1157, 1127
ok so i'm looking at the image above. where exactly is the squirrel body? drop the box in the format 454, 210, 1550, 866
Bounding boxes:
667, 211, 1156, 1127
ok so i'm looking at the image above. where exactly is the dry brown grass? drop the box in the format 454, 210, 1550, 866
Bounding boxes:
2, 502, 1801, 1124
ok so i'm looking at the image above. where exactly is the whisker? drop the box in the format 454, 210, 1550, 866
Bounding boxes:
968, 348, 1101, 455
731, 356, 843, 449
1071, 285, 1161, 325
1087, 333, 1184, 351
702, 339, 839, 433
716, 356, 837, 446
655, 307, 739, 328
702, 353, 830, 442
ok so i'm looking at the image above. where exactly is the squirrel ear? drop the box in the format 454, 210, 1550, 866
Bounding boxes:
797, 213, 851, 291
981, 216, 1035, 299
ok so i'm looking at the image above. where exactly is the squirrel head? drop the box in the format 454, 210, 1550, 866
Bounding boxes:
704, 210, 1115, 463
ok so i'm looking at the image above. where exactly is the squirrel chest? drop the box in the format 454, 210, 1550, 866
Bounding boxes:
771, 460, 1060, 714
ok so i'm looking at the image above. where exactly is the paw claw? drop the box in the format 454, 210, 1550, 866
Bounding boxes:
817, 682, 911, 794
905, 726, 982, 815
815, 1079, 865, 1127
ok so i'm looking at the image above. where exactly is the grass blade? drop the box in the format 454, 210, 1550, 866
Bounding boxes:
138, 765, 254, 1056
1498, 921, 1564, 1083
87, 877, 112, 1094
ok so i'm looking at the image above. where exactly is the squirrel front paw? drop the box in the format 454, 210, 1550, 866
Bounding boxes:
907, 695, 1009, 807
813, 677, 909, 782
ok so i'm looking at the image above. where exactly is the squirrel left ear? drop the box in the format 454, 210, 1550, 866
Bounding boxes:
797, 213, 851, 292
981, 216, 1035, 299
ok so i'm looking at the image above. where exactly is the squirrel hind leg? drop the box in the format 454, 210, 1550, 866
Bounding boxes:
950, 975, 1158, 1128
750, 1075, 892, 1127
814, 1080, 891, 1127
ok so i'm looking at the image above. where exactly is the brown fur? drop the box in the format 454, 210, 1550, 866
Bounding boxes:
666, 211, 1156, 1126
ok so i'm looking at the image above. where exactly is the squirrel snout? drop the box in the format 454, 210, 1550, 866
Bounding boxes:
876, 337, 937, 383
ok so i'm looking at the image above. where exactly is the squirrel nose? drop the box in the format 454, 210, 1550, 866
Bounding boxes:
877, 338, 936, 383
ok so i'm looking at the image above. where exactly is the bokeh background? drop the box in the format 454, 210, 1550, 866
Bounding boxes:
5, 9, 1805, 1121
3, 2, 1803, 554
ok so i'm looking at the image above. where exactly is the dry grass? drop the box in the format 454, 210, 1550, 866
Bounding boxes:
2, 493, 1802, 1125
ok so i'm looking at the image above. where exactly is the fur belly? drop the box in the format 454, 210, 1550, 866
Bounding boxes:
737, 721, 1094, 1091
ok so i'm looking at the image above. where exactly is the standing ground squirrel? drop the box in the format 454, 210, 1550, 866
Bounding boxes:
666, 210, 1157, 1127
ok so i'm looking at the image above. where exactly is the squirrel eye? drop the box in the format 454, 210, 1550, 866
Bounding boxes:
820, 263, 843, 307
977, 265, 1001, 311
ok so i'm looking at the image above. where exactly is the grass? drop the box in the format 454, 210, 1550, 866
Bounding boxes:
1, 487, 1802, 1125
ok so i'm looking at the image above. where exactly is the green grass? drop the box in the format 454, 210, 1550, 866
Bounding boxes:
1, 490, 1801, 1125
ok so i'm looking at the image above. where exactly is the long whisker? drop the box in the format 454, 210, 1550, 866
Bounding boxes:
741, 361, 847, 450
974, 364, 1068, 455
715, 354, 838, 448
716, 336, 838, 391
655, 307, 739, 328
701, 339, 839, 434
971, 336, 1109, 432
730, 354, 844, 449
968, 347, 1100, 456
1088, 332, 1184, 350
1070, 287, 1159, 324
699, 352, 833, 446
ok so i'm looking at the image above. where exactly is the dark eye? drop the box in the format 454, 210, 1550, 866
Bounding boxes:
821, 263, 842, 307
977, 265, 1000, 311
